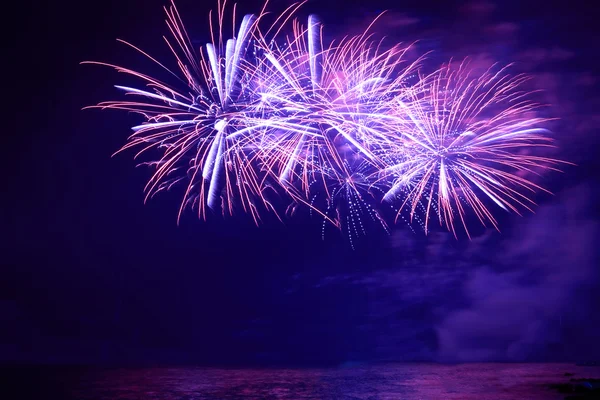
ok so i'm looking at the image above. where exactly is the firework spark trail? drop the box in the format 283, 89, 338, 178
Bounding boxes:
313, 158, 390, 248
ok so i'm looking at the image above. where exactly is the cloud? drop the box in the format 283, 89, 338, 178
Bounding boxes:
486, 22, 519, 37
309, 183, 598, 363
460, 1, 497, 17
436, 184, 599, 362
517, 47, 575, 70
376, 12, 421, 29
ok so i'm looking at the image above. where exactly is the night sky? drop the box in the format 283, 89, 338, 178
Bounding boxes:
6, 0, 600, 366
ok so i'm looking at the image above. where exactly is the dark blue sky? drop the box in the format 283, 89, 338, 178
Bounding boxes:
5, 0, 600, 365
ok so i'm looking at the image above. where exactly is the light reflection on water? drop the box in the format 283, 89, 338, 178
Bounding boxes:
67, 363, 598, 399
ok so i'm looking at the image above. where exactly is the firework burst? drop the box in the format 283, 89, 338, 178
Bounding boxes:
83, 1, 291, 224
250, 13, 423, 212
380, 59, 567, 237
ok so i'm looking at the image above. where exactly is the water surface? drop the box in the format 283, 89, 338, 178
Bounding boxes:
14, 363, 600, 399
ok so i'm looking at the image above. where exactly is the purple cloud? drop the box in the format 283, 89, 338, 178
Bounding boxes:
436, 184, 598, 361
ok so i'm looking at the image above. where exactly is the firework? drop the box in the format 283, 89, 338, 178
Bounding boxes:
246, 12, 424, 242
85, 1, 564, 245
379, 60, 566, 237
83, 1, 289, 224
